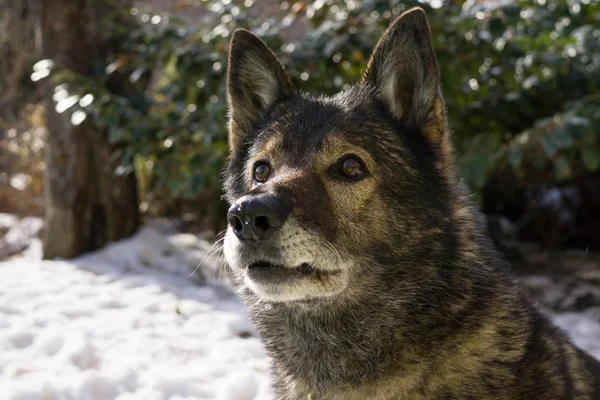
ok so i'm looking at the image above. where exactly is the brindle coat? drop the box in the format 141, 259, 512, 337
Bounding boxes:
222, 8, 600, 400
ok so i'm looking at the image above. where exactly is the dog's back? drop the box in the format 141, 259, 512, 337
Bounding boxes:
222, 8, 600, 399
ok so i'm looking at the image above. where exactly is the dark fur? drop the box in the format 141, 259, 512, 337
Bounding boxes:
223, 8, 600, 400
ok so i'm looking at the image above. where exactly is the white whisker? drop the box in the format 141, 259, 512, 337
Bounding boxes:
189, 237, 225, 279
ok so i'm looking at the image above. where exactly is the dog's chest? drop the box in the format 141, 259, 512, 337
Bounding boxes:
276, 367, 432, 400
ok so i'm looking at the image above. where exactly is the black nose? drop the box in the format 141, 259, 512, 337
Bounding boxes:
227, 194, 291, 241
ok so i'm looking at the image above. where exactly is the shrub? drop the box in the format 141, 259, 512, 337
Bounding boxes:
37, 0, 600, 216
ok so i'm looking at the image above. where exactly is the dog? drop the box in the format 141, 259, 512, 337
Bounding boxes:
222, 7, 600, 399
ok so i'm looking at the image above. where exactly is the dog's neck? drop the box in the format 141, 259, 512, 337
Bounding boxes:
244, 288, 408, 393
241, 245, 514, 395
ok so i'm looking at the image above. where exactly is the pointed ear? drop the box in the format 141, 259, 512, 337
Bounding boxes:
226, 29, 294, 152
362, 8, 444, 131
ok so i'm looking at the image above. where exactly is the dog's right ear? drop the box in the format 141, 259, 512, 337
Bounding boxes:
226, 30, 294, 152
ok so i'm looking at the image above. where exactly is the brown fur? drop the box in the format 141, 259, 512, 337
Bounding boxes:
222, 8, 600, 400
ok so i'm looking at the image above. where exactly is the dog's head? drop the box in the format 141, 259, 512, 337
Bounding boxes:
223, 8, 462, 305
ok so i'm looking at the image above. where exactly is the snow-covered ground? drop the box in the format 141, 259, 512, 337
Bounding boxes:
0, 217, 599, 400
0, 225, 272, 400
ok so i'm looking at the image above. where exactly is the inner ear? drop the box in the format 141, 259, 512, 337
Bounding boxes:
362, 8, 442, 129
226, 29, 294, 153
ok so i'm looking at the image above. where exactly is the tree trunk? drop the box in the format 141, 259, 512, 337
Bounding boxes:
41, 0, 139, 259
0, 0, 41, 122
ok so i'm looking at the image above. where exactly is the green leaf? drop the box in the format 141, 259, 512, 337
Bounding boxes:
553, 155, 573, 181
507, 146, 524, 168
565, 115, 590, 131
542, 135, 558, 157
108, 125, 123, 144
582, 147, 600, 171
553, 129, 575, 150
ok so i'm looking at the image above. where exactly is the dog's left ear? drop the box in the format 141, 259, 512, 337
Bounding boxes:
227, 29, 294, 152
362, 8, 445, 136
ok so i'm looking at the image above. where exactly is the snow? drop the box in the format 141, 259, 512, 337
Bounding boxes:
0, 225, 273, 400
1, 218, 599, 399
554, 311, 600, 359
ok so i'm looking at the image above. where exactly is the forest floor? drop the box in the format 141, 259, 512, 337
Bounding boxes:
0, 213, 599, 400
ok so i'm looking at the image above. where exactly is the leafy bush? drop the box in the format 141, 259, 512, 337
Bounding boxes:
37, 0, 600, 215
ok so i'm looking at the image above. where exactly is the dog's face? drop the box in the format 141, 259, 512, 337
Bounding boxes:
224, 8, 456, 304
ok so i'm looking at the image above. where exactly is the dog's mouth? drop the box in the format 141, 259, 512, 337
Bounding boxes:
238, 256, 349, 302
246, 261, 337, 283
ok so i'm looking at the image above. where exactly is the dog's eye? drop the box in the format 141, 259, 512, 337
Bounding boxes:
253, 162, 271, 183
338, 156, 366, 180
